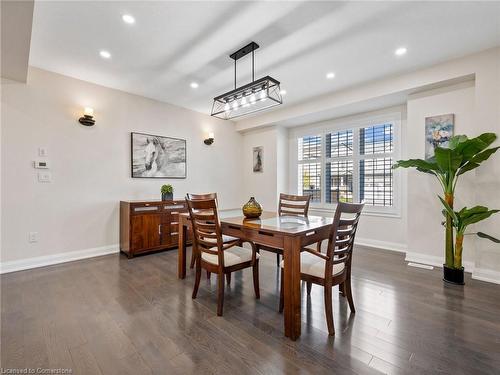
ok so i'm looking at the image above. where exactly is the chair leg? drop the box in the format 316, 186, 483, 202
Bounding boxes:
217, 273, 225, 316
279, 268, 284, 313
253, 260, 260, 299
324, 284, 335, 335
345, 277, 355, 313
339, 282, 346, 296
192, 260, 201, 299
276, 253, 280, 267
189, 247, 196, 269
306, 281, 312, 295
226, 273, 231, 285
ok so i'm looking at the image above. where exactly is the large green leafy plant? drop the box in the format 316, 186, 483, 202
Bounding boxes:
393, 133, 499, 269
438, 199, 499, 268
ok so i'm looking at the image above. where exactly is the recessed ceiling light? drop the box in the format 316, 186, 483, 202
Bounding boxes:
190, 82, 199, 89
99, 50, 111, 59
326, 72, 335, 79
280, 89, 287, 95
395, 47, 407, 56
122, 14, 135, 24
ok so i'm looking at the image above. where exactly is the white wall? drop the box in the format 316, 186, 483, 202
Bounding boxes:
242, 126, 279, 210
406, 81, 477, 266
1, 67, 244, 265
276, 126, 289, 198
471, 49, 500, 281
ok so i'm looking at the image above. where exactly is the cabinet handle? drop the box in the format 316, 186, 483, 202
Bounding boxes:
158, 224, 161, 235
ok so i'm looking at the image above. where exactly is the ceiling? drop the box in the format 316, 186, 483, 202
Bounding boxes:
29, 1, 500, 121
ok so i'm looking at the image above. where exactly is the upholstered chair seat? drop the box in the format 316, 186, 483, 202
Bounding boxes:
203, 246, 260, 267
280, 252, 344, 279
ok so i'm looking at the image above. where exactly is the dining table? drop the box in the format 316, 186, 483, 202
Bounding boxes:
178, 209, 333, 341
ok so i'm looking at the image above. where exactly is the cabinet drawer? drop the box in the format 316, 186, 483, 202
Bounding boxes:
131, 203, 161, 214
162, 202, 187, 213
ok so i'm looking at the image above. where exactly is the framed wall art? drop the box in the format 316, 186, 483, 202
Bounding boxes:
131, 132, 186, 178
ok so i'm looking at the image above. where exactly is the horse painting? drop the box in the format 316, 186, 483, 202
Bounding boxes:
131, 132, 186, 178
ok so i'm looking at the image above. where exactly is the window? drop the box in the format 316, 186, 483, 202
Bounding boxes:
296, 118, 398, 214
298, 136, 321, 202
359, 124, 394, 206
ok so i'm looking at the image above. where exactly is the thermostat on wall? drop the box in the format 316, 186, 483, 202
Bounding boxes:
33, 160, 50, 169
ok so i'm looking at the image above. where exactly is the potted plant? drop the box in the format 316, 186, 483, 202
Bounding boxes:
393, 133, 499, 284
438, 198, 499, 284
161, 184, 173, 201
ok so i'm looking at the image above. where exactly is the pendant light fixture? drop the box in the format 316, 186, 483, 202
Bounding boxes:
211, 42, 283, 120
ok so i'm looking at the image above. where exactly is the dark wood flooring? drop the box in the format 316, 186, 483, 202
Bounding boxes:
2, 246, 500, 374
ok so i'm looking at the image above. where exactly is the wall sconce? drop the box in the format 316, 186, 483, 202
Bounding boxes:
204, 132, 214, 145
79, 107, 95, 126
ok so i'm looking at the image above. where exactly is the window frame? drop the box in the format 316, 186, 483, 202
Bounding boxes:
293, 112, 401, 217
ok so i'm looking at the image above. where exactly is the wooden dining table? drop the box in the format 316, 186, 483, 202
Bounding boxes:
178, 209, 333, 341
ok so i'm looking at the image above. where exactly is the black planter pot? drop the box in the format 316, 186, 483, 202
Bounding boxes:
161, 192, 173, 201
443, 264, 465, 285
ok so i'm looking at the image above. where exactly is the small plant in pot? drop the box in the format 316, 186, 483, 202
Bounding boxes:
161, 184, 173, 201
393, 133, 500, 284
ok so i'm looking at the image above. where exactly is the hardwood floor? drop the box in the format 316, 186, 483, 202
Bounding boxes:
2, 246, 500, 374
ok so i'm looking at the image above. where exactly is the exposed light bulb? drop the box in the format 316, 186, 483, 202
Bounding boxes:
240, 96, 247, 106
260, 90, 267, 100
395, 47, 407, 56
122, 14, 135, 24
232, 101, 239, 110
249, 93, 256, 103
224, 102, 230, 112
99, 50, 111, 59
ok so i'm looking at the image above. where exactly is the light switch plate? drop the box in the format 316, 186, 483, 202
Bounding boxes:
38, 172, 52, 183
34, 160, 50, 169
29, 232, 38, 243
38, 147, 48, 157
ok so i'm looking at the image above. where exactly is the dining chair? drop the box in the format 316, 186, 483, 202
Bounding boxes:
279, 202, 364, 335
257, 193, 311, 266
187, 193, 241, 274
186, 196, 260, 316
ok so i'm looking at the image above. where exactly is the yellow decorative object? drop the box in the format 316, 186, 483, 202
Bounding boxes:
242, 197, 262, 219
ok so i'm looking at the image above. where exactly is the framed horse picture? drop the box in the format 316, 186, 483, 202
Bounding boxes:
131, 132, 186, 178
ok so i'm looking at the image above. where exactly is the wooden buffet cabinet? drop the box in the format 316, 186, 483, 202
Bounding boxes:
120, 199, 191, 258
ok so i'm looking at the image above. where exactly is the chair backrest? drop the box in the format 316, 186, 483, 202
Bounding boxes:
185, 197, 224, 268
325, 202, 364, 280
278, 193, 311, 216
186, 192, 218, 201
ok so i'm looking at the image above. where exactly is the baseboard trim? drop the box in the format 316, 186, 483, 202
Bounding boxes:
0, 244, 120, 274
405, 251, 475, 272
355, 238, 407, 253
405, 252, 446, 269
472, 268, 500, 285
2, 242, 499, 284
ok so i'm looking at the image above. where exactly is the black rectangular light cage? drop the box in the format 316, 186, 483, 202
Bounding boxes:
211, 76, 282, 120
211, 42, 283, 120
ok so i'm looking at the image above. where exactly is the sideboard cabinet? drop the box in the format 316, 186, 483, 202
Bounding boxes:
120, 199, 191, 258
